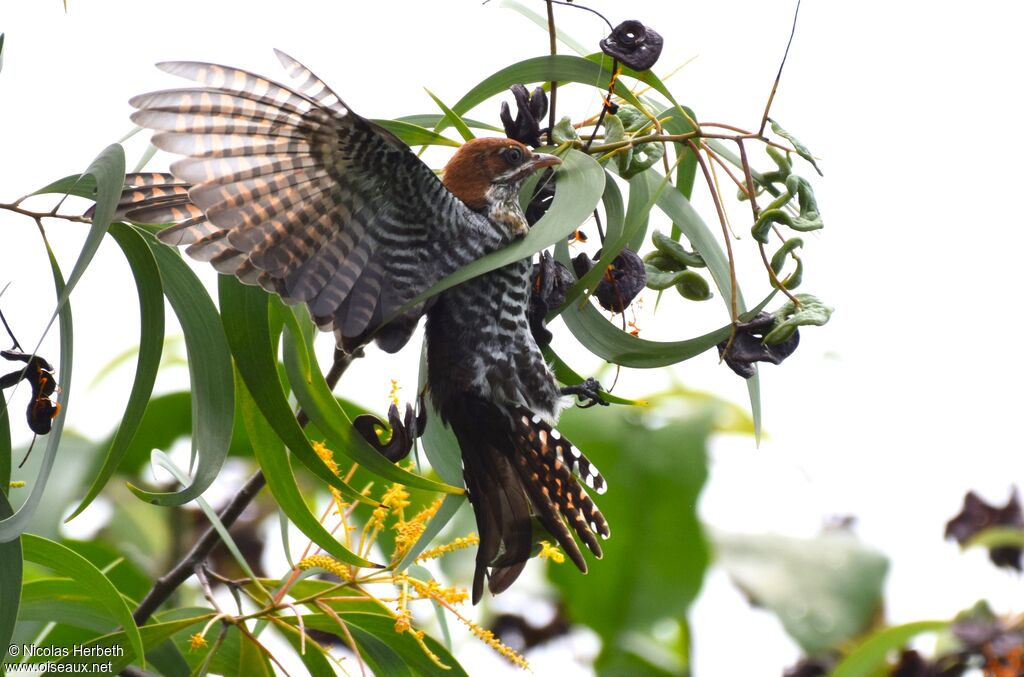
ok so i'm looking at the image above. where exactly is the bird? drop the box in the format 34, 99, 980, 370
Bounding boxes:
120, 49, 610, 602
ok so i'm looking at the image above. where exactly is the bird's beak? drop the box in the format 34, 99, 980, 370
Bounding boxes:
529, 153, 562, 171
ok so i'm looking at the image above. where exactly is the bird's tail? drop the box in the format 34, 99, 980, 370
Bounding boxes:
442, 394, 609, 603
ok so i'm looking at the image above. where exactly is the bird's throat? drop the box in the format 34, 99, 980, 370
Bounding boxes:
484, 183, 530, 237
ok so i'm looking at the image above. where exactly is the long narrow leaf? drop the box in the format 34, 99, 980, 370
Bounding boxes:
69, 223, 164, 519
424, 89, 474, 142
128, 237, 233, 506
218, 278, 367, 503
370, 119, 460, 148
21, 533, 145, 667
236, 370, 378, 568
0, 146, 124, 538
0, 242, 72, 540
831, 621, 950, 677
0, 490, 21, 669
279, 305, 461, 495
560, 292, 775, 369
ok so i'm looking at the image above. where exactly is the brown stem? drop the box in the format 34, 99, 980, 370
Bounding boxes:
759, 0, 802, 135
132, 348, 363, 626
689, 140, 739, 324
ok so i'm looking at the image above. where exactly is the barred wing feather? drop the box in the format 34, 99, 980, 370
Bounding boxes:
128, 50, 501, 352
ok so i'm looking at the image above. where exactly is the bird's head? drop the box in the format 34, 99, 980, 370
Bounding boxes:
442, 138, 561, 213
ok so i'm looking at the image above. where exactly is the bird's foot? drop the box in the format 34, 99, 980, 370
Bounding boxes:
560, 377, 610, 409
353, 395, 428, 462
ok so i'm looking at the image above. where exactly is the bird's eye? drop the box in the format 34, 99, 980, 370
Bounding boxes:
503, 146, 524, 165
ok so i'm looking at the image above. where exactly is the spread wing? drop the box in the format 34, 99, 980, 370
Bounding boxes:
127, 50, 505, 352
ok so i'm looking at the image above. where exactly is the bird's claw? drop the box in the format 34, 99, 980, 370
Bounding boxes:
560, 377, 610, 409
353, 395, 428, 462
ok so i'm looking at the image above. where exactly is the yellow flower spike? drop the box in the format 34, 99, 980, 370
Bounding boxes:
389, 379, 402, 406
467, 620, 529, 669
188, 633, 208, 652
381, 483, 410, 512
393, 608, 412, 634
8, 481, 25, 489
416, 533, 480, 562
297, 554, 351, 581
538, 540, 566, 564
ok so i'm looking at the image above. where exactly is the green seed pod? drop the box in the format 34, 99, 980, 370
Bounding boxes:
643, 251, 686, 272
652, 230, 705, 268
675, 270, 712, 301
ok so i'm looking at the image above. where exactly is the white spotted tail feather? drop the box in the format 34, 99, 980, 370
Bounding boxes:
127, 50, 512, 353
511, 406, 610, 572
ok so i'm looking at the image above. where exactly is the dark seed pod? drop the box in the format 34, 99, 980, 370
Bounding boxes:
946, 490, 1023, 571
500, 84, 548, 148
600, 20, 664, 71
718, 312, 800, 379
529, 251, 575, 347
574, 248, 646, 313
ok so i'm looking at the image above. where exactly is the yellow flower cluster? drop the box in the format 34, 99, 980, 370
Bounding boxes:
394, 497, 443, 555
188, 633, 208, 652
296, 554, 351, 581
538, 540, 566, 564
408, 578, 468, 605
466, 621, 529, 669
416, 533, 480, 562
393, 607, 412, 634
311, 440, 339, 476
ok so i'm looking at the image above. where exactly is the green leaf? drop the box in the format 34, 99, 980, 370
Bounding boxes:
18, 578, 116, 631
0, 385, 9, 494
21, 534, 145, 667
217, 277, 365, 502
236, 368, 378, 568
415, 342, 462, 487
0, 242, 71, 540
293, 612, 469, 676
965, 525, 1024, 550
150, 450, 269, 600
0, 146, 124, 538
128, 235, 233, 506
49, 613, 211, 673
543, 346, 647, 406
278, 305, 460, 495
447, 55, 646, 131
764, 293, 833, 344
369, 119, 460, 148
424, 89, 474, 142
714, 529, 889, 655
496, 0, 591, 56
395, 114, 502, 133
550, 407, 712, 673
0, 33, 5, 73
69, 224, 164, 519
559, 290, 774, 368
402, 148, 604, 312
0, 490, 20, 669
769, 118, 823, 176
238, 632, 273, 676
831, 621, 950, 677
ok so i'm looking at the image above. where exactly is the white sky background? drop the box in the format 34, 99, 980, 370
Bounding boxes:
2, 1, 1023, 674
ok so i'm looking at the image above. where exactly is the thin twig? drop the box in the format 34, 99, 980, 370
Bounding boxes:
688, 140, 739, 324
133, 348, 363, 626
545, 0, 559, 144
759, 0, 802, 135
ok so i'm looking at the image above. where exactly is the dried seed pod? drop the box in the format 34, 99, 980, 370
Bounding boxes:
574, 248, 646, 313
600, 20, 664, 71
500, 84, 548, 148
